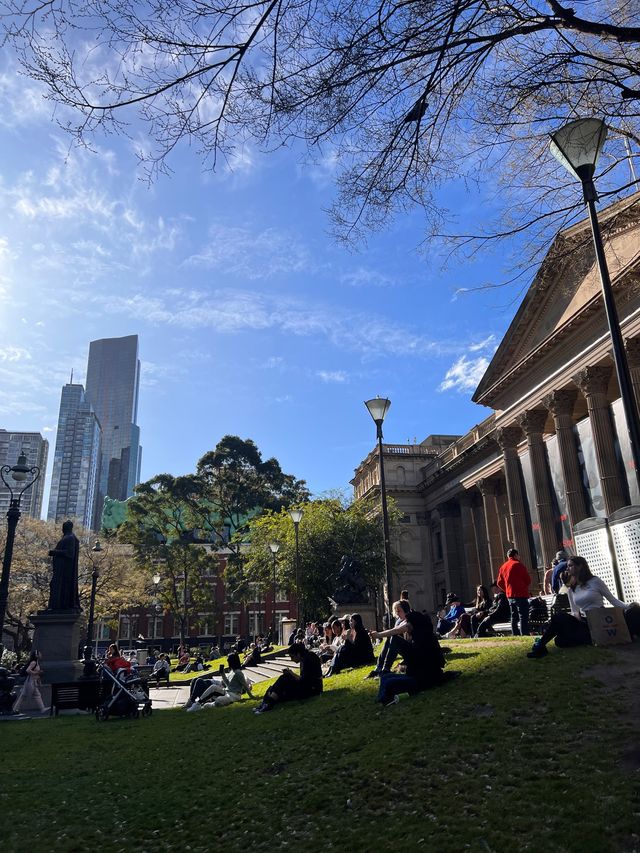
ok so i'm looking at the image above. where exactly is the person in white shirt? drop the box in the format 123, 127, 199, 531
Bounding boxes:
527, 556, 639, 658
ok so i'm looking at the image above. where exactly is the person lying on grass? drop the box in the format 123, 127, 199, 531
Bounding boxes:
370, 606, 447, 704
325, 613, 375, 677
186, 653, 254, 710
254, 643, 323, 714
528, 556, 640, 659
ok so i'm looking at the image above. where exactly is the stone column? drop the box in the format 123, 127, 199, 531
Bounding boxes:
572, 365, 628, 515
438, 502, 470, 601
477, 477, 504, 578
625, 337, 640, 412
543, 389, 589, 530
458, 491, 481, 589
517, 409, 559, 567
496, 426, 535, 571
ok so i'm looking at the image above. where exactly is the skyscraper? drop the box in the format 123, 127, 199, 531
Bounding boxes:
85, 335, 142, 517
0, 430, 49, 519
47, 383, 101, 530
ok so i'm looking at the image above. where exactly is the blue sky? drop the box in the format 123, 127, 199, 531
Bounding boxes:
0, 57, 528, 509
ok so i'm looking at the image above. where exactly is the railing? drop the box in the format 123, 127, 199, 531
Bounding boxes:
438, 414, 496, 463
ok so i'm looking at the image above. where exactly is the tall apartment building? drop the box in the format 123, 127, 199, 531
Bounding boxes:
85, 335, 142, 519
47, 383, 102, 530
0, 430, 49, 519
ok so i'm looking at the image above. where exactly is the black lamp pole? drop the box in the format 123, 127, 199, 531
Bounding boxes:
550, 118, 640, 492
289, 509, 303, 625
269, 542, 279, 643
364, 398, 393, 625
0, 451, 40, 655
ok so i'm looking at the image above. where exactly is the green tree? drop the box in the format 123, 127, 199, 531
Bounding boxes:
0, 517, 145, 653
243, 496, 402, 621
118, 474, 219, 646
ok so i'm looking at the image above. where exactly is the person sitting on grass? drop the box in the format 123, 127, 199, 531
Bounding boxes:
436, 593, 466, 637
325, 613, 375, 676
187, 654, 255, 710
370, 608, 447, 705
242, 643, 263, 669
475, 583, 510, 637
527, 556, 640, 658
367, 598, 412, 678
254, 643, 322, 714
455, 585, 492, 638
174, 649, 190, 672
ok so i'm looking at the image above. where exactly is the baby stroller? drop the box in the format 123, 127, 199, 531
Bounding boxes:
96, 662, 152, 721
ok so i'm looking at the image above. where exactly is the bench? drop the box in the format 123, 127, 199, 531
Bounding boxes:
138, 664, 170, 688
491, 594, 555, 635
51, 680, 105, 716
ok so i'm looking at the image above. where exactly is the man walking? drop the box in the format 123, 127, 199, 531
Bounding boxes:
497, 548, 531, 636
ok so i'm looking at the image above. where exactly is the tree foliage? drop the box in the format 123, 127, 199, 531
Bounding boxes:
2, 0, 640, 253
118, 474, 219, 644
242, 495, 402, 620
0, 517, 145, 653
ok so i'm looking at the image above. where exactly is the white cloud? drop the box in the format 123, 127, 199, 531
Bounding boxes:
438, 356, 490, 393
185, 224, 311, 279
469, 334, 497, 352
340, 267, 396, 288
0, 345, 31, 362
317, 370, 348, 383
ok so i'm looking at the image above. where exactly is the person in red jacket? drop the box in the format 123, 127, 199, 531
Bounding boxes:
497, 548, 532, 636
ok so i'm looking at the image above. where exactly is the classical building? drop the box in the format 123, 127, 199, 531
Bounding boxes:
85, 334, 142, 524
352, 191, 640, 609
0, 429, 49, 518
47, 383, 102, 530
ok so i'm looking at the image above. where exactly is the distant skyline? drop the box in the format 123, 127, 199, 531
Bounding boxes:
0, 54, 541, 514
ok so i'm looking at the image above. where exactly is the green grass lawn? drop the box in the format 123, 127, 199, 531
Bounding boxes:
2, 639, 637, 852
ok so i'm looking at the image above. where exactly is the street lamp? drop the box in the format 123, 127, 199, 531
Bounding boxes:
288, 508, 303, 624
364, 397, 393, 625
269, 541, 280, 644
0, 450, 41, 654
550, 118, 640, 490
82, 539, 102, 676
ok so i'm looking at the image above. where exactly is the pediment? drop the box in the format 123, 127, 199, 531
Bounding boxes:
473, 192, 640, 405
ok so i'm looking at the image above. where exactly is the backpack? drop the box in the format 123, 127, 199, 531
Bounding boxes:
529, 596, 549, 622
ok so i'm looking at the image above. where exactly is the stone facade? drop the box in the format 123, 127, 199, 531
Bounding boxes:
352, 192, 640, 608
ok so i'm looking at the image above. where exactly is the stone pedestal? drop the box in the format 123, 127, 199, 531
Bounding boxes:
330, 604, 378, 631
30, 610, 84, 684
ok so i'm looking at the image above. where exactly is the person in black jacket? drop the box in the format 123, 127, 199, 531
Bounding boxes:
325, 613, 375, 676
254, 644, 323, 714
475, 582, 510, 636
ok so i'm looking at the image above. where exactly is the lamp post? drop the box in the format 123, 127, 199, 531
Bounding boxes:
550, 118, 640, 490
269, 541, 280, 644
288, 508, 303, 624
88, 539, 102, 644
81, 539, 103, 676
0, 450, 40, 655
364, 397, 393, 625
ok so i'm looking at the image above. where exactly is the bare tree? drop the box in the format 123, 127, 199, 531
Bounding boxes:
2, 0, 639, 254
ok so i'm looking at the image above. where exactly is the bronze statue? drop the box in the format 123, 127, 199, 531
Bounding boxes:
47, 520, 81, 611
328, 555, 368, 608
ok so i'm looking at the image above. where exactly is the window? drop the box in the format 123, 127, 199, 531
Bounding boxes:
198, 613, 216, 636
248, 610, 265, 637
119, 615, 132, 640
93, 620, 111, 641
276, 585, 288, 602
147, 616, 164, 639
224, 612, 240, 635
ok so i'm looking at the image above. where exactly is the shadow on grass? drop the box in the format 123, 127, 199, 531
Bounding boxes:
445, 651, 480, 660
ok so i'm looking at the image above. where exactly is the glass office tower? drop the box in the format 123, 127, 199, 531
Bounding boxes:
85, 335, 142, 521
47, 383, 101, 530
0, 430, 49, 518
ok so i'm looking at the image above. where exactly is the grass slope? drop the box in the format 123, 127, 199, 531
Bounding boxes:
1, 640, 637, 853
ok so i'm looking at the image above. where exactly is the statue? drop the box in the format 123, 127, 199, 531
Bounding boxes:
328, 555, 369, 609
47, 520, 81, 611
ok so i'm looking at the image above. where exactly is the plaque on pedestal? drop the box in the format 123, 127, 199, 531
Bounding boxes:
30, 610, 84, 684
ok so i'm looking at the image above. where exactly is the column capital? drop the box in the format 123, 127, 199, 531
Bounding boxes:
495, 426, 523, 451
625, 336, 640, 368
517, 409, 548, 436
572, 364, 612, 397
476, 478, 498, 497
543, 388, 578, 418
